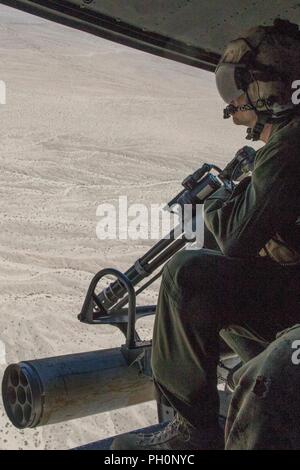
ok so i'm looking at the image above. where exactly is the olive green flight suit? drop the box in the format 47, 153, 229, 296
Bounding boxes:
225, 325, 300, 449
151, 115, 300, 435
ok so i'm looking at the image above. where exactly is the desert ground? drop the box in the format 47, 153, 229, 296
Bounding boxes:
0, 4, 253, 449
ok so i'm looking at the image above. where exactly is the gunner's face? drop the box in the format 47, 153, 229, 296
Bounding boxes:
231, 94, 257, 128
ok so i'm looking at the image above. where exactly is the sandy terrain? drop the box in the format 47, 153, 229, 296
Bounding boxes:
0, 4, 252, 449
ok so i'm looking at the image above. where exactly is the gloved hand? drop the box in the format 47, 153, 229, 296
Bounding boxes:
204, 176, 251, 215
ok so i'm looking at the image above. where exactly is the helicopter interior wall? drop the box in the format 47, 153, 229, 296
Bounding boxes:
2, 0, 300, 72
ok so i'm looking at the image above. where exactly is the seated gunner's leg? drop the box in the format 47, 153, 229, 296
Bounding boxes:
151, 247, 300, 429
152, 248, 225, 431
112, 249, 300, 450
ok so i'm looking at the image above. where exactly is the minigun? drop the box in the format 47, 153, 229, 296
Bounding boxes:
2, 146, 255, 431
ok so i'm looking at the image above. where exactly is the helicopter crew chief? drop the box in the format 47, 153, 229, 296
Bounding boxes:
112, 19, 300, 450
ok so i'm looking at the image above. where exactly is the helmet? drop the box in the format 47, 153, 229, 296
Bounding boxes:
215, 19, 300, 140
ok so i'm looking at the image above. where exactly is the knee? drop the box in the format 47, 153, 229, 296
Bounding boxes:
163, 249, 218, 295
163, 250, 191, 280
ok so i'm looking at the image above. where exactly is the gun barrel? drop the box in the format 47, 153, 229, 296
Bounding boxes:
2, 348, 154, 429
97, 227, 186, 311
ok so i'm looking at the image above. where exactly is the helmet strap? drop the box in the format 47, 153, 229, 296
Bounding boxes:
245, 90, 270, 141
246, 115, 269, 141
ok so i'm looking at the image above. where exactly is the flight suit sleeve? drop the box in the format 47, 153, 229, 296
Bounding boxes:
203, 139, 300, 258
